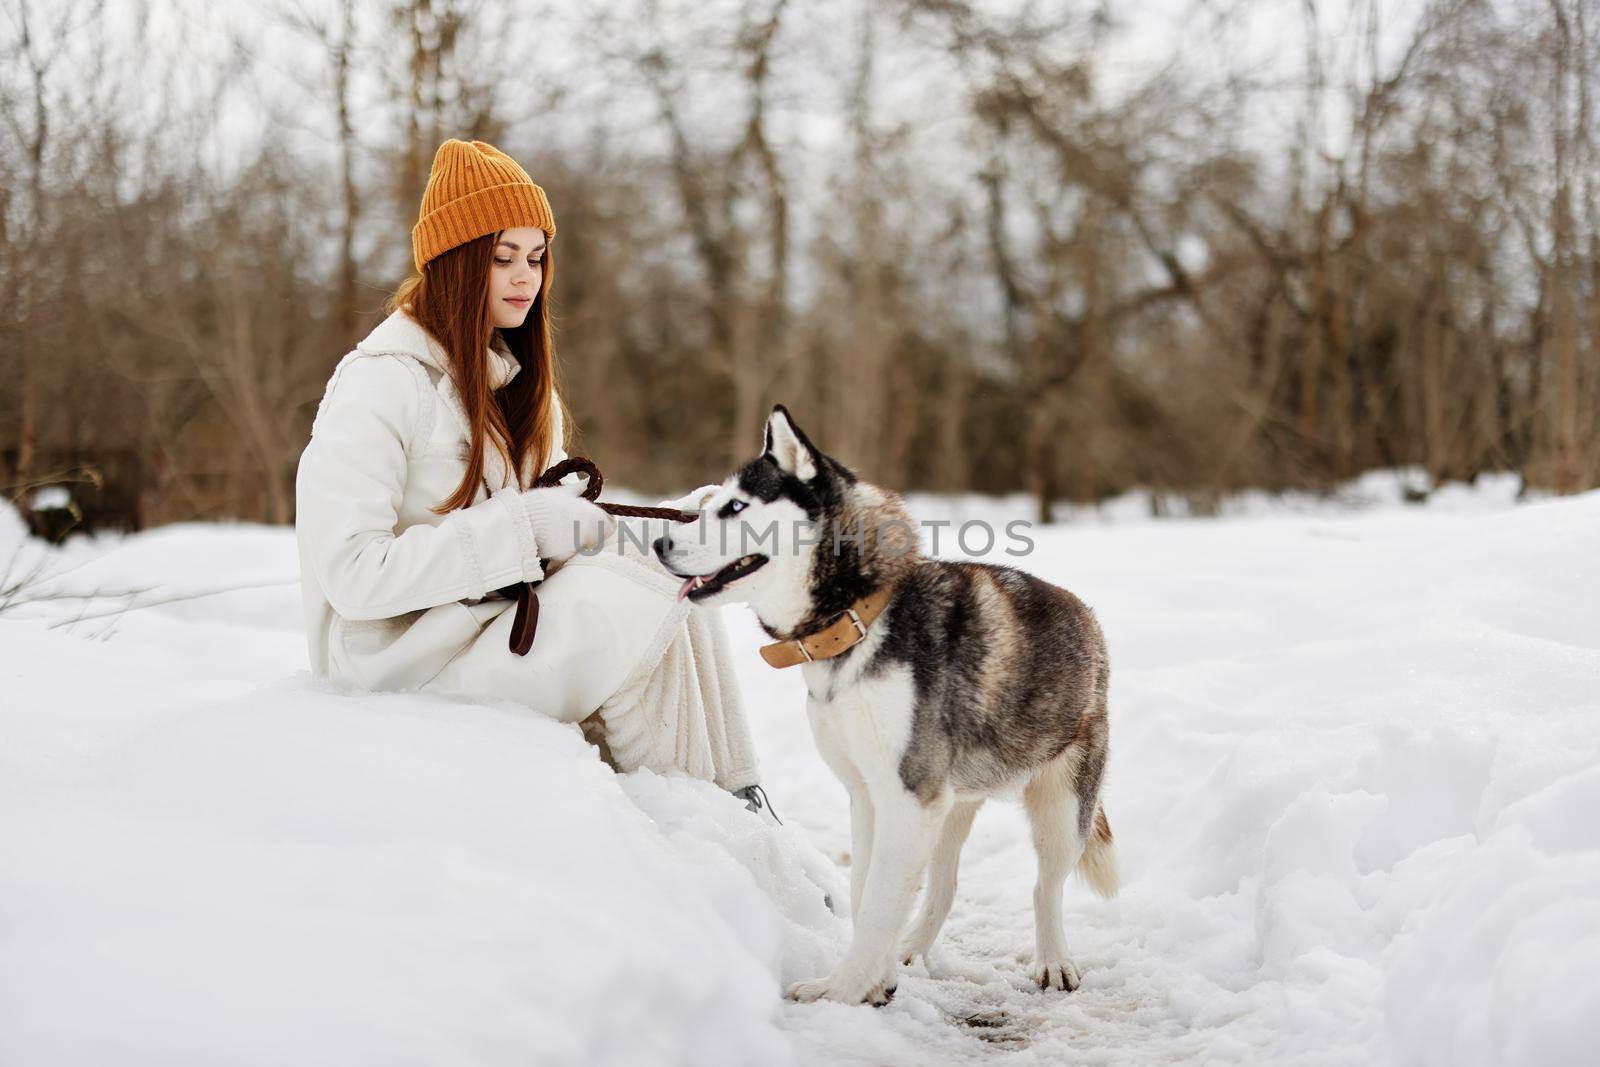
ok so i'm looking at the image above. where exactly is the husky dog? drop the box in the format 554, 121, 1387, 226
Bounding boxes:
653, 404, 1118, 1006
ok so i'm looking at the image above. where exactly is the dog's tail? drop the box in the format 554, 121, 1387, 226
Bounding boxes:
1075, 805, 1119, 899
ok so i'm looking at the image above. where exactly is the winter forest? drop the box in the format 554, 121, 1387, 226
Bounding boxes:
3, 0, 1597, 530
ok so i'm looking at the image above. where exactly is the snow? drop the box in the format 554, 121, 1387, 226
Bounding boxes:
27, 486, 72, 511
3, 477, 1598, 1065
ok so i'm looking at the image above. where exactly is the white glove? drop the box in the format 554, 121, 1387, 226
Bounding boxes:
520, 481, 615, 563
656, 483, 722, 513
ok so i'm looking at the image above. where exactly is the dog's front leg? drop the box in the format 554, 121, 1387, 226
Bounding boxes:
789, 787, 949, 1005
847, 786, 874, 923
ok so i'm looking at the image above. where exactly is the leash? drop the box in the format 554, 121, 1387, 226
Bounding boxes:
495, 457, 699, 655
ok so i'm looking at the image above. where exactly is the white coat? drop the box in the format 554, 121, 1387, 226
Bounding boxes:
294, 307, 760, 789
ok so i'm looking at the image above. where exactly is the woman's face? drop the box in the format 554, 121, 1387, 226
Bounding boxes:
487, 226, 548, 329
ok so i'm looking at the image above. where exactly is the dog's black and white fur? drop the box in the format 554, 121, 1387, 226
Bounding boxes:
654, 405, 1117, 1005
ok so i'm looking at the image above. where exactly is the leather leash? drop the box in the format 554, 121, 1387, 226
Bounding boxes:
495, 457, 698, 655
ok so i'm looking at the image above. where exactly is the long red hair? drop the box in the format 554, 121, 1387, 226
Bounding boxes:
385, 231, 568, 515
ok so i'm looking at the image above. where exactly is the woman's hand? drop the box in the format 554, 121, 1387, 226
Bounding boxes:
521, 482, 615, 562
656, 483, 722, 513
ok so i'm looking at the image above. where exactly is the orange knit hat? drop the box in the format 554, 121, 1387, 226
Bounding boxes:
411, 139, 557, 272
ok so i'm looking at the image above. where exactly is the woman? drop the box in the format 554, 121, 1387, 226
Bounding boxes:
294, 138, 772, 816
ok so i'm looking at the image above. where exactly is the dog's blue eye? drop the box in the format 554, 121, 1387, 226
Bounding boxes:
718, 499, 747, 518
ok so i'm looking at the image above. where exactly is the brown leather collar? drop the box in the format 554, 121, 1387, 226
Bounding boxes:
758, 583, 897, 669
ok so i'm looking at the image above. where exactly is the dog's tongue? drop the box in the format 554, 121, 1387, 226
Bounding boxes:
675, 574, 702, 602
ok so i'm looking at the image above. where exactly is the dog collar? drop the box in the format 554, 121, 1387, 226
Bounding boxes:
758, 584, 896, 669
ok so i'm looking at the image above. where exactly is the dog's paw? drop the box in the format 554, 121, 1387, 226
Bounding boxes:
786, 976, 834, 1003
897, 933, 932, 966
1033, 955, 1083, 992
787, 968, 896, 1006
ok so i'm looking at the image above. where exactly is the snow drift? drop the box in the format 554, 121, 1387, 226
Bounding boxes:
3, 478, 1598, 1064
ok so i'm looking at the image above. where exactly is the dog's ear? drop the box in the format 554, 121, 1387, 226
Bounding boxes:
764, 403, 819, 481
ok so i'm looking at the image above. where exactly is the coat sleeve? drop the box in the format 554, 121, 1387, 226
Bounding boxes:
295, 354, 544, 621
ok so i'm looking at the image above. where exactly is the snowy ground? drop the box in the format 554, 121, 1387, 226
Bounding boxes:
3, 475, 1598, 1065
